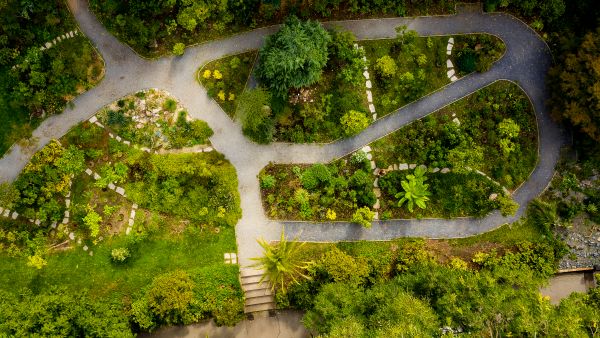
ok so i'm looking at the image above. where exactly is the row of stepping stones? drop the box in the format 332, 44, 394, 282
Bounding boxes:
446, 37, 459, 82
126, 203, 138, 235
354, 44, 378, 121
40, 30, 79, 51
84, 167, 127, 197
88, 115, 214, 154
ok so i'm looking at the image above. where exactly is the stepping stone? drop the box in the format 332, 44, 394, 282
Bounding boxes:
94, 121, 104, 128
83, 245, 88, 251
448, 37, 454, 44
447, 69, 455, 78
489, 193, 498, 201
387, 165, 393, 171
447, 59, 453, 68
441, 168, 451, 173
35, 219, 41, 225
369, 104, 376, 113
109, 133, 114, 138
115, 187, 125, 196
373, 168, 381, 176
366, 153, 372, 160
11, 211, 18, 219
132, 203, 138, 209
64, 210, 70, 218
362, 145, 371, 153
370, 161, 376, 170
0, 207, 3, 214
373, 211, 379, 220
77, 238, 82, 244
45, 42, 52, 48
363, 71, 370, 79
393, 164, 399, 170
447, 50, 451, 55
224, 253, 231, 263
57, 36, 62, 42
450, 76, 458, 82
374, 188, 381, 198
116, 136, 122, 141
128, 218, 134, 226
3, 209, 9, 217
87, 116, 97, 124
231, 253, 237, 264
108, 183, 115, 190
40, 46, 45, 51
123, 140, 130, 145
366, 91, 373, 103
399, 163, 408, 170
126, 227, 131, 235
353, 43, 359, 48
51, 221, 57, 228
372, 113, 377, 120
373, 178, 379, 187
432, 167, 440, 173
62, 217, 69, 224
366, 80, 372, 88
409, 164, 416, 169
130, 210, 136, 219
447, 44, 453, 51
204, 146, 213, 152
89, 251, 93, 256
418, 164, 427, 170
141, 147, 150, 152
93, 172, 100, 180
85, 168, 93, 176
66, 199, 70, 208
69, 232, 75, 240
362, 55, 367, 62
453, 117, 461, 125
52, 39, 56, 44
373, 199, 380, 209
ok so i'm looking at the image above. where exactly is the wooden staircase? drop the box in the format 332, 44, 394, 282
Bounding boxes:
240, 268, 276, 313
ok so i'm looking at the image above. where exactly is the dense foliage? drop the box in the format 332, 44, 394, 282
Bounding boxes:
276, 238, 600, 337
0, 0, 102, 154
256, 16, 330, 97
453, 34, 505, 74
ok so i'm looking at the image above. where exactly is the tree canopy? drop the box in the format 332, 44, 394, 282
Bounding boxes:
256, 16, 331, 97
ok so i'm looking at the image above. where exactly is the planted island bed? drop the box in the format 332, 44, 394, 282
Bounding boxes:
0, 93, 244, 333
260, 80, 536, 221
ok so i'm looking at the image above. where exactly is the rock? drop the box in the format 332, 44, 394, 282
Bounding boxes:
51, 221, 57, 229
441, 168, 451, 173
366, 91, 373, 102
374, 188, 381, 198
2, 209, 9, 217
409, 164, 416, 169
373, 211, 379, 220
373, 178, 379, 187
45, 42, 52, 48
85, 168, 92, 175
64, 210, 70, 218
363, 71, 370, 79
88, 116, 98, 123
447, 69, 455, 78
126, 227, 131, 235
387, 165, 393, 171
89, 251, 93, 256
369, 104, 376, 113
0, 207, 3, 214
115, 135, 122, 141
489, 193, 498, 200
362, 145, 372, 153
123, 140, 130, 145
446, 59, 453, 68
116, 187, 125, 196
370, 161, 376, 169
373, 199, 380, 209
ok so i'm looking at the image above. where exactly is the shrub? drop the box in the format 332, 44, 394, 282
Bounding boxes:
318, 247, 370, 285
83, 205, 102, 238
340, 110, 369, 136
163, 99, 178, 113
326, 208, 337, 220
351, 207, 374, 228
350, 150, 368, 166
172, 43, 185, 56
260, 174, 276, 189
456, 50, 477, 73
235, 88, 274, 144
497, 194, 519, 216
301, 164, 331, 190
110, 247, 130, 263
375, 55, 397, 77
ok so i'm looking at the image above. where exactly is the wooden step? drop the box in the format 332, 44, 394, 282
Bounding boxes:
245, 294, 274, 306
245, 301, 276, 313
245, 288, 272, 298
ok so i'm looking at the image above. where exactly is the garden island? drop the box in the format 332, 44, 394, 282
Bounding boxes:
0, 0, 599, 336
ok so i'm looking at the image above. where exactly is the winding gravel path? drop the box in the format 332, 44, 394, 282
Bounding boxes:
0, 0, 565, 265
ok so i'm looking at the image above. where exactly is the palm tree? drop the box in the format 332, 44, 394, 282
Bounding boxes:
250, 230, 312, 293
395, 167, 431, 212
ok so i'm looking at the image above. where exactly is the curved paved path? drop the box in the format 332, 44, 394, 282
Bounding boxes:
0, 0, 565, 265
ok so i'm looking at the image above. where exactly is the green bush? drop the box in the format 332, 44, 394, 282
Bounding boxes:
318, 247, 370, 286
301, 164, 332, 190
340, 110, 370, 136
260, 174, 276, 189
172, 42, 185, 56
351, 207, 374, 228
110, 247, 130, 263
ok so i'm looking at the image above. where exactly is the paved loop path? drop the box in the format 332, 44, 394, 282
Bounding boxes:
0, 0, 565, 266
